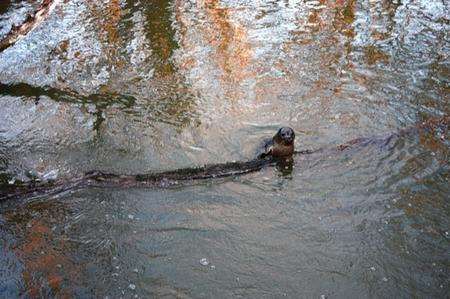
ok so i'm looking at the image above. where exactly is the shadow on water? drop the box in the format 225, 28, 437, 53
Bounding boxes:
141, 0, 179, 76
0, 1, 10, 16
0, 0, 449, 297
0, 82, 136, 107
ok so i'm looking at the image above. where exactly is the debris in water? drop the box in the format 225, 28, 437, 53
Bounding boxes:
128, 214, 135, 220
370, 266, 376, 271
200, 258, 209, 266
382, 277, 388, 282
129, 284, 136, 290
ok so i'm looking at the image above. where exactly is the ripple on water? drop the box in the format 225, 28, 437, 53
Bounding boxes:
0, 0, 449, 297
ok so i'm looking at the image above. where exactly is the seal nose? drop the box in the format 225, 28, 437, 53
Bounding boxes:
282, 133, 294, 143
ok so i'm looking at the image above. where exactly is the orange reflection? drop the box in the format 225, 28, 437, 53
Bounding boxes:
204, 2, 251, 79
5, 203, 81, 298
175, 0, 253, 105
87, 0, 124, 67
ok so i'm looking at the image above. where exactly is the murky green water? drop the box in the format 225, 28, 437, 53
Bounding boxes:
0, 0, 449, 297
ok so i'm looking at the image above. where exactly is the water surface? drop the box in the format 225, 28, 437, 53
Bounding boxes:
0, 0, 449, 297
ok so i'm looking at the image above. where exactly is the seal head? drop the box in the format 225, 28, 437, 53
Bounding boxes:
274, 127, 295, 147
271, 127, 295, 157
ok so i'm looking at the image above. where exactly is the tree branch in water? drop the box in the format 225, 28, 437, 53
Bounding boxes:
0, 0, 58, 52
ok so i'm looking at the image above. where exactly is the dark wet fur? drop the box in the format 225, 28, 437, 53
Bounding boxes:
0, 116, 448, 201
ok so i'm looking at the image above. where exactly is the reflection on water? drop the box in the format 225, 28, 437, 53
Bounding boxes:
0, 0, 449, 297
0, 1, 40, 39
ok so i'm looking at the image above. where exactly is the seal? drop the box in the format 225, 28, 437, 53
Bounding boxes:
259, 127, 295, 159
